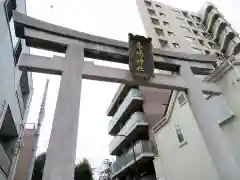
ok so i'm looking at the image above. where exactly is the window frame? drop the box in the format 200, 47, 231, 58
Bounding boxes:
192, 47, 203, 54
172, 42, 180, 48
151, 18, 160, 25
167, 31, 175, 36
159, 12, 165, 17
159, 39, 169, 48
155, 28, 165, 37
175, 124, 187, 146
4, 0, 17, 22
185, 36, 195, 42
147, 8, 156, 16
144, 0, 152, 7
14, 40, 22, 65
180, 26, 191, 33
193, 29, 200, 36
4, 0, 22, 65
163, 21, 169, 26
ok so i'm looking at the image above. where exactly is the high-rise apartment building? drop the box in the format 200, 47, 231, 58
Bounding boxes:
108, 0, 240, 180
136, 0, 224, 58
134, 1, 240, 180
0, 0, 32, 179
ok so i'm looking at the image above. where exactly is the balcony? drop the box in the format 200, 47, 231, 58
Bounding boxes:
212, 18, 226, 41
108, 89, 143, 135
107, 84, 137, 116
109, 112, 148, 155
207, 9, 220, 32
0, 143, 11, 176
111, 140, 154, 179
219, 27, 235, 53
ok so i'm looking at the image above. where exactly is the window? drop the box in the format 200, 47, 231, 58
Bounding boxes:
14, 41, 22, 65
167, 31, 175, 36
175, 124, 185, 143
0, 105, 18, 176
216, 53, 225, 60
4, 0, 17, 22
151, 18, 160, 25
155, 28, 165, 36
192, 47, 202, 54
144, 0, 152, 6
178, 94, 186, 105
163, 21, 169, 26
156, 4, 161, 8
148, 9, 156, 16
172, 9, 181, 15
181, 26, 191, 33
176, 17, 184, 21
187, 20, 194, 27
19, 71, 30, 108
159, 39, 169, 48
0, 100, 6, 116
196, 16, 201, 22
204, 50, 210, 55
9, 18, 19, 49
196, 23, 204, 30
198, 39, 204, 46
185, 36, 195, 42
193, 29, 200, 36
182, 11, 189, 18
176, 17, 185, 24
208, 42, 218, 49
159, 12, 165, 17
202, 32, 211, 40
173, 43, 180, 48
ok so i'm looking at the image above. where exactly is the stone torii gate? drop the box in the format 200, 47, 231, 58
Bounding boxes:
13, 11, 240, 180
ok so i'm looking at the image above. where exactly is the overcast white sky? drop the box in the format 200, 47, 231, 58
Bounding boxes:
25, 0, 240, 171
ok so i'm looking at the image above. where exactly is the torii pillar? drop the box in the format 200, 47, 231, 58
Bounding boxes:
42, 44, 84, 180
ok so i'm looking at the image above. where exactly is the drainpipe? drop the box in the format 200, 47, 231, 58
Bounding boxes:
27, 79, 49, 180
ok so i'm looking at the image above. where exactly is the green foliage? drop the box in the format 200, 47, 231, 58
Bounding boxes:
31, 153, 93, 180
32, 152, 46, 180
75, 158, 93, 180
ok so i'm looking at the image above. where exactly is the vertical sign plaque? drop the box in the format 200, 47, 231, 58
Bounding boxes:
129, 33, 154, 81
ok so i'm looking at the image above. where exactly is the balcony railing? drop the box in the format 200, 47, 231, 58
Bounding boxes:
108, 89, 143, 135
111, 140, 154, 178
0, 143, 11, 176
109, 112, 148, 155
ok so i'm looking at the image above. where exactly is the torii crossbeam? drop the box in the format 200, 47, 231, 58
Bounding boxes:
13, 10, 240, 180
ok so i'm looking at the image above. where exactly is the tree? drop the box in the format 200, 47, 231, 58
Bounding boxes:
32, 152, 46, 180
99, 159, 112, 180
74, 158, 93, 180
31, 153, 93, 180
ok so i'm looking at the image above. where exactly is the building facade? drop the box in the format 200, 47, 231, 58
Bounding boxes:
135, 1, 240, 180
0, 0, 32, 179
107, 85, 160, 180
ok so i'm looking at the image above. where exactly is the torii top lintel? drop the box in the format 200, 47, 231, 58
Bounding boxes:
13, 11, 217, 75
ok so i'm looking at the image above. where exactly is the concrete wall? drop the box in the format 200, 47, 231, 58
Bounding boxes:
153, 92, 220, 180
140, 87, 171, 154
215, 65, 240, 167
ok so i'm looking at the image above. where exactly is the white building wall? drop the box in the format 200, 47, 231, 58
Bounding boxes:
214, 65, 240, 167
153, 92, 220, 180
